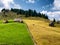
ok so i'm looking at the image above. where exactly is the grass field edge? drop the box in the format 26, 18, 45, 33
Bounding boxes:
24, 21, 36, 45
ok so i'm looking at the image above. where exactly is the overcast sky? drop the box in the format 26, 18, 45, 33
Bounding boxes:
0, 0, 60, 21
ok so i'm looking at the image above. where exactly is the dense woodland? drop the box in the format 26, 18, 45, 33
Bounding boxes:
1, 8, 48, 19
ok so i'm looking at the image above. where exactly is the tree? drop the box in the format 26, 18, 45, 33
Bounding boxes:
25, 11, 29, 17
33, 10, 37, 17
1, 8, 7, 17
28, 9, 33, 16
10, 8, 49, 19
53, 18, 56, 22
1, 8, 9, 23
37, 12, 42, 17
1, 8, 5, 12
44, 15, 48, 19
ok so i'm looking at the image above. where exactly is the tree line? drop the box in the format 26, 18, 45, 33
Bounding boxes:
1, 8, 48, 19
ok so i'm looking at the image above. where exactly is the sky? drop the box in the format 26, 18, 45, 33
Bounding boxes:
0, 0, 60, 21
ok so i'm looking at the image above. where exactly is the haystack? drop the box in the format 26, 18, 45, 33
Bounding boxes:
3, 20, 8, 23
49, 22, 55, 27
14, 18, 23, 23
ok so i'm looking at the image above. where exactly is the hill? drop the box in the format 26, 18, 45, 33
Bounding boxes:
24, 17, 60, 45
0, 11, 60, 45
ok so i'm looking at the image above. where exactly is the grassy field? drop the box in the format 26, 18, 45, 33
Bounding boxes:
24, 17, 60, 45
0, 20, 34, 45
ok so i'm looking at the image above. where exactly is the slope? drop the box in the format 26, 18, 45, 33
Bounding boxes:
24, 17, 60, 45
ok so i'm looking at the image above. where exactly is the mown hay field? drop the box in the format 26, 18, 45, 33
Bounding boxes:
24, 17, 60, 45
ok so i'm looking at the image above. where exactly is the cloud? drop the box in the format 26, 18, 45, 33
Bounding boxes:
41, 10, 60, 21
40, 0, 60, 21
0, 0, 14, 9
52, 0, 60, 10
0, 0, 21, 11
40, 10, 47, 14
26, 0, 35, 3
42, 4, 52, 9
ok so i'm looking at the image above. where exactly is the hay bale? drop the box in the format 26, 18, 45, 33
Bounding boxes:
14, 18, 20, 22
49, 22, 55, 27
3, 20, 8, 23
14, 18, 23, 23
19, 19, 23, 23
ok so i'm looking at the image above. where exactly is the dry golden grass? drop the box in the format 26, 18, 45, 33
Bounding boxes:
23, 17, 60, 45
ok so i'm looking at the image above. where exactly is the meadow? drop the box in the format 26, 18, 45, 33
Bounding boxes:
0, 20, 34, 45
0, 11, 60, 45
24, 17, 60, 45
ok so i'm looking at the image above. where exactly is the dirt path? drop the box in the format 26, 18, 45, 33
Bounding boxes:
24, 19, 60, 45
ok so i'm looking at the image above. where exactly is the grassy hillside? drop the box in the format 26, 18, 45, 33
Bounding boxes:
0, 11, 60, 45
0, 20, 34, 45
24, 17, 60, 45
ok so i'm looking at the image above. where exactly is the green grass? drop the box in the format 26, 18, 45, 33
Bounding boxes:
0, 20, 34, 45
